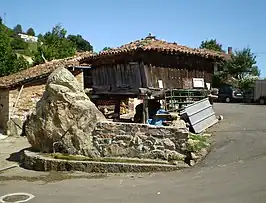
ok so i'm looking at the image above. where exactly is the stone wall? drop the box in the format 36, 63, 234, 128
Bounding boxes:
9, 72, 84, 122
0, 89, 10, 131
92, 121, 189, 161
9, 84, 46, 121
74, 71, 84, 88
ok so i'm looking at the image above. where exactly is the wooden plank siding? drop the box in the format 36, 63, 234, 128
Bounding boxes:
86, 51, 215, 94
83, 68, 93, 88
91, 62, 144, 94
144, 65, 213, 89
140, 51, 214, 89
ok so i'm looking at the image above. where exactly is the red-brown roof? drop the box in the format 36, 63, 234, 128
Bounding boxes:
90, 35, 229, 60
0, 52, 93, 89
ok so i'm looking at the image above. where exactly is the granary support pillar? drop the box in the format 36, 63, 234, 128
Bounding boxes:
142, 94, 149, 124
114, 99, 121, 120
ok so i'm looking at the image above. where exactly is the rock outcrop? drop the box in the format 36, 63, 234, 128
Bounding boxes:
24, 67, 106, 156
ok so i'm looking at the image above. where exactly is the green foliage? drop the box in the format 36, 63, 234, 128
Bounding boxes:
199, 39, 224, 52
218, 48, 260, 89
27, 42, 38, 52
0, 22, 93, 77
238, 75, 259, 89
67, 34, 93, 52
26, 27, 35, 36
10, 36, 28, 50
102, 47, 111, 51
13, 24, 23, 34
33, 24, 76, 65
0, 17, 2, 25
223, 48, 259, 79
185, 134, 210, 153
0, 23, 36, 58
0, 25, 29, 76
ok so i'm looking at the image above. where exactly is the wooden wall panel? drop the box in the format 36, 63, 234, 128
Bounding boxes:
88, 51, 216, 93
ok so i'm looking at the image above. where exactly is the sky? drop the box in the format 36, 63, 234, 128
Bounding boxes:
1, 0, 266, 76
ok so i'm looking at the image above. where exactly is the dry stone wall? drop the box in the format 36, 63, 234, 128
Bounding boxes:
9, 72, 84, 122
0, 90, 10, 131
9, 84, 46, 121
92, 121, 189, 161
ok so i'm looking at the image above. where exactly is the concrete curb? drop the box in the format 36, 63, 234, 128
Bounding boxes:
22, 150, 190, 173
0, 164, 18, 173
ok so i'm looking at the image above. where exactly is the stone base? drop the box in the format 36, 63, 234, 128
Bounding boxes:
92, 121, 189, 161
22, 150, 190, 173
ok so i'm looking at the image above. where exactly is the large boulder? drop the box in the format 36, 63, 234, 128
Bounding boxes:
24, 67, 106, 156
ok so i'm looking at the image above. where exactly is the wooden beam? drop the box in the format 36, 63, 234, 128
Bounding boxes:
139, 60, 148, 88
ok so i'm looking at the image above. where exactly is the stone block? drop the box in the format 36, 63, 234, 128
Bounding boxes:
162, 138, 176, 150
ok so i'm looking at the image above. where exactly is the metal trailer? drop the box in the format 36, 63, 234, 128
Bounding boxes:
254, 80, 266, 104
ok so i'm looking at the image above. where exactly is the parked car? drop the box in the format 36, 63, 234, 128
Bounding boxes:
218, 85, 243, 103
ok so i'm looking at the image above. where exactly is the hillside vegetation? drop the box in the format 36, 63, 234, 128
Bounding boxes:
0, 17, 93, 77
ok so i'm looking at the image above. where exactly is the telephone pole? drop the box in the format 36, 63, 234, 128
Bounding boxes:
3, 12, 6, 24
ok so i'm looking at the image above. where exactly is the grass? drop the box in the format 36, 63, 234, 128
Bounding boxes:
15, 42, 37, 58
186, 133, 211, 153
50, 153, 175, 165
27, 42, 38, 52
16, 53, 34, 64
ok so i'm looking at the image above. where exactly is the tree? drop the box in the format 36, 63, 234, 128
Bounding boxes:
67, 34, 93, 52
102, 47, 111, 51
33, 24, 76, 65
0, 17, 2, 25
0, 25, 29, 76
10, 36, 28, 50
199, 39, 224, 52
26, 27, 35, 36
218, 48, 260, 89
13, 24, 23, 34
223, 48, 259, 79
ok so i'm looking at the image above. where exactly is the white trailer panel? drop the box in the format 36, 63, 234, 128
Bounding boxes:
254, 80, 266, 101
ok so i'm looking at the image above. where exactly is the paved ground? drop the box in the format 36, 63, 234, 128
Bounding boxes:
1, 103, 266, 203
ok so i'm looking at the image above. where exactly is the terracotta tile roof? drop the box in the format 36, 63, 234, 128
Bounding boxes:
90, 34, 230, 60
0, 52, 94, 89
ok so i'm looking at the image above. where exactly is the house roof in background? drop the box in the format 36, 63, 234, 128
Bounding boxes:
88, 34, 230, 60
0, 52, 93, 89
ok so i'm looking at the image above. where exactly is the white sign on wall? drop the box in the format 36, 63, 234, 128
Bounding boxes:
192, 78, 205, 88
206, 82, 211, 90
158, 80, 163, 88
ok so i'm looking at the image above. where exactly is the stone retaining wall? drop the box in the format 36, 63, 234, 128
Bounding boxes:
92, 121, 189, 162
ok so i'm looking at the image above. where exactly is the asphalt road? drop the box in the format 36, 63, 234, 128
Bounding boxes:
1, 103, 266, 203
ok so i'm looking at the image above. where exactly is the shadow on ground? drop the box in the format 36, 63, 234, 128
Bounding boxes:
5, 148, 32, 164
